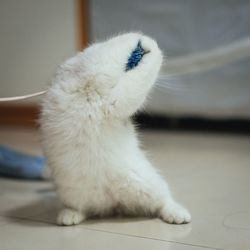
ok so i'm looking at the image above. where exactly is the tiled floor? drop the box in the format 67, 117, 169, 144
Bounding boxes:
0, 127, 250, 250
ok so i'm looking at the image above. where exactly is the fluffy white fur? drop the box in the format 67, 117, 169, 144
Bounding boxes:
40, 33, 191, 225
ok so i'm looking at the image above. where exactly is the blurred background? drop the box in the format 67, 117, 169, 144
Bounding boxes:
0, 0, 250, 130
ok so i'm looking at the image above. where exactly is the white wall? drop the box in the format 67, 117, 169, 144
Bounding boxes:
0, 0, 76, 99
90, 0, 250, 118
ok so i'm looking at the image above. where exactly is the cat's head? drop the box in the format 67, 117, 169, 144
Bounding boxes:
53, 32, 163, 118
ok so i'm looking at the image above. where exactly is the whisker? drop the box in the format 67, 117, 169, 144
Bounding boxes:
155, 74, 202, 95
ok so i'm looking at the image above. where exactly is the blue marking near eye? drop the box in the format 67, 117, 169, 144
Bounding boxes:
126, 40, 146, 71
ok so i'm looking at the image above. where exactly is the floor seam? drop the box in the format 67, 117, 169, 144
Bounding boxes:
81, 226, 226, 250
1, 215, 225, 250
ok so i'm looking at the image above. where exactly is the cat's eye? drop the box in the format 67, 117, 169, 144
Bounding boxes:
125, 41, 149, 71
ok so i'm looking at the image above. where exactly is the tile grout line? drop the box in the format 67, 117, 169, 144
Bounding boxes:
81, 226, 226, 250
1, 215, 226, 250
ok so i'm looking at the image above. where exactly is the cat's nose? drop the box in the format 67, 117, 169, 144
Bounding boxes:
140, 35, 159, 54
139, 40, 150, 54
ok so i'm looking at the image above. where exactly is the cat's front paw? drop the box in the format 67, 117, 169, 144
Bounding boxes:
57, 208, 85, 226
160, 202, 191, 224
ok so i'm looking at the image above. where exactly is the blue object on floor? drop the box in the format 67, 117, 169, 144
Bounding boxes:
0, 145, 46, 179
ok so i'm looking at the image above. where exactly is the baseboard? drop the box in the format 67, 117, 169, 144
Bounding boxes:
134, 113, 250, 134
0, 104, 40, 127
1, 105, 250, 134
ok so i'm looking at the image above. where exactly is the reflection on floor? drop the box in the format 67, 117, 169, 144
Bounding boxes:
0, 127, 250, 250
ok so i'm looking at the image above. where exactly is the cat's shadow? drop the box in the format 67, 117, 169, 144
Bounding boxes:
5, 193, 153, 227
5, 188, 192, 239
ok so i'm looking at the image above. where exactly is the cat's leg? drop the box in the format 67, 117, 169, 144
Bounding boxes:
118, 173, 191, 224
55, 185, 87, 226
151, 185, 191, 224
57, 208, 85, 226
129, 191, 191, 224
159, 199, 191, 224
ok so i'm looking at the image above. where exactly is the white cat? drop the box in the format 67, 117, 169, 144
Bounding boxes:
40, 32, 191, 225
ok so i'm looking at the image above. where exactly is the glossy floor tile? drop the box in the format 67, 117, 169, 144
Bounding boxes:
0, 127, 250, 250
0, 219, 212, 250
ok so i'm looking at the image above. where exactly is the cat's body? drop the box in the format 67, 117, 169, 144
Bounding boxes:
41, 33, 191, 225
